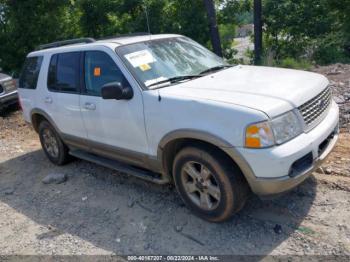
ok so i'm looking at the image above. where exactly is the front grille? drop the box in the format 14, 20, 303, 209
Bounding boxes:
298, 87, 332, 131
0, 84, 3, 94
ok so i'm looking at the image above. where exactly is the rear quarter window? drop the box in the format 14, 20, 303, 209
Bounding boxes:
19, 56, 43, 89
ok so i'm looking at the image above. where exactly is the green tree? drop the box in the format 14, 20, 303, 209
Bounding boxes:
77, 0, 211, 48
263, 0, 350, 64
78, 0, 116, 37
218, 0, 252, 25
0, 0, 240, 74
328, 0, 350, 55
0, 0, 79, 75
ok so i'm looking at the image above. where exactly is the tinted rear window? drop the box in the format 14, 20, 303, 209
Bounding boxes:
19, 56, 43, 89
47, 52, 80, 93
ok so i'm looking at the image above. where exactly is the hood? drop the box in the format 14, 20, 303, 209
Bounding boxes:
0, 72, 11, 81
159, 65, 329, 117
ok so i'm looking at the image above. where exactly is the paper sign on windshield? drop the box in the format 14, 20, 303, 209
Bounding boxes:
125, 50, 156, 68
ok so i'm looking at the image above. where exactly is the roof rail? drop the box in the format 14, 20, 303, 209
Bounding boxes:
98, 32, 151, 41
36, 38, 96, 51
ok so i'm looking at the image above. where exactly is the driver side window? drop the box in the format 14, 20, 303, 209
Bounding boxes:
84, 51, 129, 96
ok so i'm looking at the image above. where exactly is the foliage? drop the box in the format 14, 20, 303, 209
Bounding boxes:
78, 0, 118, 37
246, 48, 312, 70
278, 58, 312, 71
0, 0, 79, 75
328, 0, 350, 51
312, 32, 350, 65
1, 0, 349, 74
217, 0, 252, 25
216, 0, 252, 62
263, 0, 350, 65
0, 0, 216, 75
219, 23, 237, 62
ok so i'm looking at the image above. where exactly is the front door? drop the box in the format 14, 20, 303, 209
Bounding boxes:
79, 48, 148, 166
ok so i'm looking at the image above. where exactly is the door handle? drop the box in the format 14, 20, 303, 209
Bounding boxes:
84, 102, 96, 111
44, 97, 53, 104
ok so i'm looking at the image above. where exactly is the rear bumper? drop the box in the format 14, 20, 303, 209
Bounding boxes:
223, 101, 339, 196
0, 90, 18, 108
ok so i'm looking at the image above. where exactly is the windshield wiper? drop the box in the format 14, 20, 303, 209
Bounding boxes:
147, 75, 201, 88
199, 65, 232, 75
147, 65, 232, 89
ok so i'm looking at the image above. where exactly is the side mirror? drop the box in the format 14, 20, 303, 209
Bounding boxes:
101, 82, 133, 100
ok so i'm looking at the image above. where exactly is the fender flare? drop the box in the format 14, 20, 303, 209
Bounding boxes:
158, 129, 233, 151
157, 129, 257, 188
30, 108, 60, 133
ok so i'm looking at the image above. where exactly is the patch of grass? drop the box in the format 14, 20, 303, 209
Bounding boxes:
278, 58, 313, 71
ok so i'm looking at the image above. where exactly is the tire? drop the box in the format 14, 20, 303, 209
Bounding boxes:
173, 146, 249, 222
38, 121, 71, 165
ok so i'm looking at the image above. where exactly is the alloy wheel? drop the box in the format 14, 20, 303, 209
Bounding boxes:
181, 161, 221, 210
42, 128, 59, 158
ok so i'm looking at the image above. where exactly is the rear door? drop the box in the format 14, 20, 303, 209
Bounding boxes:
43, 52, 87, 140
79, 48, 148, 165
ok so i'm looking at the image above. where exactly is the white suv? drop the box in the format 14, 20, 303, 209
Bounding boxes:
18, 34, 339, 222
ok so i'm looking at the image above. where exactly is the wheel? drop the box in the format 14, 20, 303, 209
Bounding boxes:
173, 146, 249, 222
38, 121, 71, 165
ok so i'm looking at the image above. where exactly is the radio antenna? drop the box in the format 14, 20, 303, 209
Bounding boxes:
143, 1, 151, 37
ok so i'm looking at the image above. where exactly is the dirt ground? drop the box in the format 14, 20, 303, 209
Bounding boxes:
0, 71, 350, 256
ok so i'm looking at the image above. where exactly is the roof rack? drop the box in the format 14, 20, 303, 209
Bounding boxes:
36, 38, 96, 51
98, 32, 151, 41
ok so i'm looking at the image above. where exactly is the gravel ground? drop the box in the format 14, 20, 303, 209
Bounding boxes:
313, 63, 350, 130
0, 66, 350, 256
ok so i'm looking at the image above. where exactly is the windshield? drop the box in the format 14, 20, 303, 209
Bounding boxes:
116, 37, 228, 89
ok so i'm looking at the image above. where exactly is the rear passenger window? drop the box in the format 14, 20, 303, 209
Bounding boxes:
47, 52, 80, 93
19, 56, 43, 89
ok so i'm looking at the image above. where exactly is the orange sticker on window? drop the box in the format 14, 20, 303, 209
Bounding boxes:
94, 67, 101, 76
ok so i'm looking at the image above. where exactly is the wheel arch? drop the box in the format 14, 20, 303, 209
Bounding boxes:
30, 108, 59, 133
158, 129, 255, 187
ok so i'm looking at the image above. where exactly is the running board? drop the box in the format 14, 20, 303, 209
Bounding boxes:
69, 150, 169, 185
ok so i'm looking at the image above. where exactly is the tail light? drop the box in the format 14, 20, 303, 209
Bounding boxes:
12, 79, 17, 89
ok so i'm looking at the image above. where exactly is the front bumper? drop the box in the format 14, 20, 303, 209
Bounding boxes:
0, 90, 18, 108
231, 101, 339, 196
248, 129, 338, 196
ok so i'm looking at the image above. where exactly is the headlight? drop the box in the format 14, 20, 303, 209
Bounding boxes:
271, 111, 302, 145
245, 121, 274, 148
245, 111, 303, 148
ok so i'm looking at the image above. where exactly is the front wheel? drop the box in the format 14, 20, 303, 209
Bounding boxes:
173, 146, 249, 222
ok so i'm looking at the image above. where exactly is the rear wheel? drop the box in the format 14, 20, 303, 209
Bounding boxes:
173, 146, 249, 222
38, 121, 71, 165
